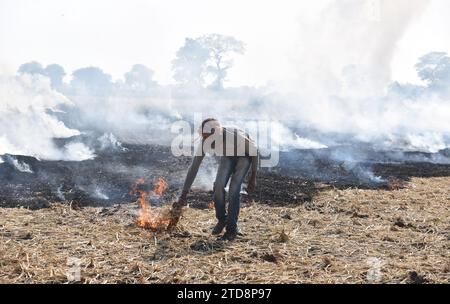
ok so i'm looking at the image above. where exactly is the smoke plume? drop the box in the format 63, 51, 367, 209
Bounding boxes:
0, 74, 94, 161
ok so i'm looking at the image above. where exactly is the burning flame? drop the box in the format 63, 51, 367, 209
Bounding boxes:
131, 178, 172, 230
153, 177, 168, 196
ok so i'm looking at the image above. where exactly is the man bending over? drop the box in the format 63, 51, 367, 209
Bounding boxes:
176, 118, 258, 241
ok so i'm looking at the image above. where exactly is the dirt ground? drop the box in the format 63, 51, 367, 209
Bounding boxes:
1, 175, 449, 284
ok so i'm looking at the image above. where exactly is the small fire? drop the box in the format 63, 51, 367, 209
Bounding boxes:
153, 178, 168, 196
131, 178, 172, 231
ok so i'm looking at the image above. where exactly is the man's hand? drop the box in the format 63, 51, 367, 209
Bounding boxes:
168, 193, 186, 229
246, 176, 257, 193
173, 191, 188, 208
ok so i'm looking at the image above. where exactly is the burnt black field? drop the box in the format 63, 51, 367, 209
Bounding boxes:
1, 143, 449, 210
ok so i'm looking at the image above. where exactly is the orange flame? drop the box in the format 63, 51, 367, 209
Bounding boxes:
132, 178, 172, 231
153, 178, 168, 196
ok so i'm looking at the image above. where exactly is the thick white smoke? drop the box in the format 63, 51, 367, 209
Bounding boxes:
277, 0, 450, 154
290, 0, 431, 96
0, 74, 94, 160
3, 0, 449, 163
63, 90, 178, 146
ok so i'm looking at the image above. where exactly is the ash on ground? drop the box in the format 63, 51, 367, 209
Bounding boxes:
1, 144, 449, 209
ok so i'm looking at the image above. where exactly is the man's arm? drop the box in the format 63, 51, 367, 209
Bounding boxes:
242, 131, 258, 193
176, 154, 204, 207
246, 150, 259, 193
181, 155, 204, 197
251, 154, 258, 178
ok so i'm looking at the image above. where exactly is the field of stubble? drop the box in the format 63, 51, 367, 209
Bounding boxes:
1, 175, 449, 284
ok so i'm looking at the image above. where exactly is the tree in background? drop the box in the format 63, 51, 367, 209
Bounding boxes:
70, 67, 112, 95
172, 34, 245, 90
44, 64, 66, 90
18, 61, 45, 75
415, 52, 450, 95
388, 52, 450, 99
124, 64, 157, 91
199, 34, 245, 90
172, 38, 210, 88
18, 61, 65, 90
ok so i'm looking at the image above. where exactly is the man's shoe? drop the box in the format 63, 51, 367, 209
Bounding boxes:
212, 221, 227, 235
220, 230, 237, 241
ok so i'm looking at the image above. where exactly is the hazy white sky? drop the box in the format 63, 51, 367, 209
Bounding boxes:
1, 0, 449, 87
392, 0, 450, 84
